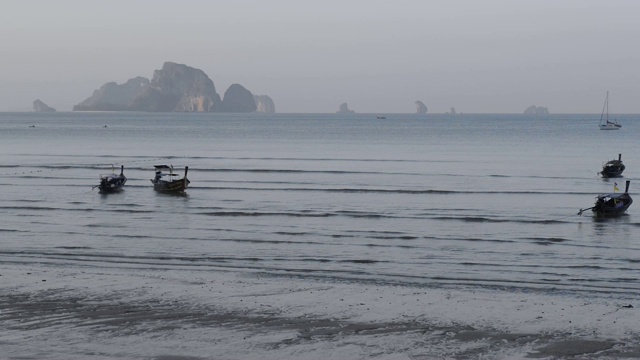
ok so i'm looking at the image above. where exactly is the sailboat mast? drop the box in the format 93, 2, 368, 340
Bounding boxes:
606, 91, 609, 122
600, 91, 608, 124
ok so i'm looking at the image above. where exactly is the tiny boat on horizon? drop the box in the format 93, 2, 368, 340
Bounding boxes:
94, 165, 127, 193
151, 165, 190, 193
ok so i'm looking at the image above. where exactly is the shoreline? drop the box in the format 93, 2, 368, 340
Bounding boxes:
2, 262, 640, 359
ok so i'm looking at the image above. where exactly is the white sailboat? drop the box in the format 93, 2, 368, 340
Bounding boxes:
599, 91, 621, 130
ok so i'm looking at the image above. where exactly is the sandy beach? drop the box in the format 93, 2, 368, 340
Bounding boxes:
2, 262, 639, 359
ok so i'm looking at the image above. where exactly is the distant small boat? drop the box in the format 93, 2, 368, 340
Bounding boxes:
376, 116, 386, 119
151, 165, 190, 193
599, 154, 625, 178
599, 91, 621, 130
94, 165, 127, 193
579, 180, 633, 217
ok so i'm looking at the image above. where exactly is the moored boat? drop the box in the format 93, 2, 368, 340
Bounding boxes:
579, 180, 633, 217
599, 154, 625, 178
599, 91, 621, 130
151, 165, 190, 193
94, 165, 127, 193
600, 121, 621, 130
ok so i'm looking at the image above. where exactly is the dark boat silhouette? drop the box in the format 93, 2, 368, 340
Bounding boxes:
94, 165, 127, 193
599, 154, 625, 178
151, 165, 190, 193
579, 180, 633, 217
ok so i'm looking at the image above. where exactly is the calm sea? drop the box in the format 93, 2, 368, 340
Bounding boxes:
1, 111, 639, 297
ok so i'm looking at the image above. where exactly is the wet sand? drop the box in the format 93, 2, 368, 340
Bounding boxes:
1, 263, 640, 359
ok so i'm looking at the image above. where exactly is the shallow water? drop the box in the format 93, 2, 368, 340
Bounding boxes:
1, 112, 640, 358
2, 112, 639, 294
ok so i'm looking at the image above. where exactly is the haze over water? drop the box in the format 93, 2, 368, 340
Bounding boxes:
2, 112, 640, 358
3, 1, 640, 113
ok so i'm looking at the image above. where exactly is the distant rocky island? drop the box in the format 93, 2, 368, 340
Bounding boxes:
254, 95, 275, 113
33, 99, 56, 112
523, 105, 549, 115
73, 62, 275, 113
336, 102, 355, 114
415, 101, 428, 114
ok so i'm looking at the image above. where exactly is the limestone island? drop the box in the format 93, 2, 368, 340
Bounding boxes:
524, 105, 549, 115
33, 99, 56, 112
73, 62, 275, 113
337, 103, 355, 114
415, 101, 428, 114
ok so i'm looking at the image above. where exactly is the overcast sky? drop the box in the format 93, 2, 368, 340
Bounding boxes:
1, 0, 639, 113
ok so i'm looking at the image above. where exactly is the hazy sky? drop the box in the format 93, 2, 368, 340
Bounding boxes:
2, 0, 640, 113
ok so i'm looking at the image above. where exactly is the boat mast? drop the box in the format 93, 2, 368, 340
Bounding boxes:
606, 91, 609, 123
600, 91, 608, 124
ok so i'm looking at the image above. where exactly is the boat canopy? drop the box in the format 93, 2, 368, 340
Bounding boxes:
154, 165, 172, 170
597, 193, 626, 200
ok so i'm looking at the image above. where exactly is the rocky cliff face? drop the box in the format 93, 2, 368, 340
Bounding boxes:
127, 86, 180, 112
33, 99, 56, 112
254, 95, 276, 113
221, 84, 256, 113
415, 101, 428, 114
149, 62, 221, 112
73, 77, 149, 111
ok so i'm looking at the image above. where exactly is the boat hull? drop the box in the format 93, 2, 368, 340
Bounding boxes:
592, 194, 633, 217
600, 156, 625, 178
151, 165, 190, 193
98, 176, 127, 193
600, 167, 625, 178
96, 166, 127, 194
151, 178, 190, 193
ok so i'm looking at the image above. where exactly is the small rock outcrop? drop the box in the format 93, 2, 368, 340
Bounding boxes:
337, 102, 355, 114
524, 105, 549, 115
33, 99, 56, 112
415, 101, 428, 114
254, 95, 276, 113
221, 84, 256, 113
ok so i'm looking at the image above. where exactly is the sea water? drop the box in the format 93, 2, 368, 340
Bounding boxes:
1, 111, 640, 358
